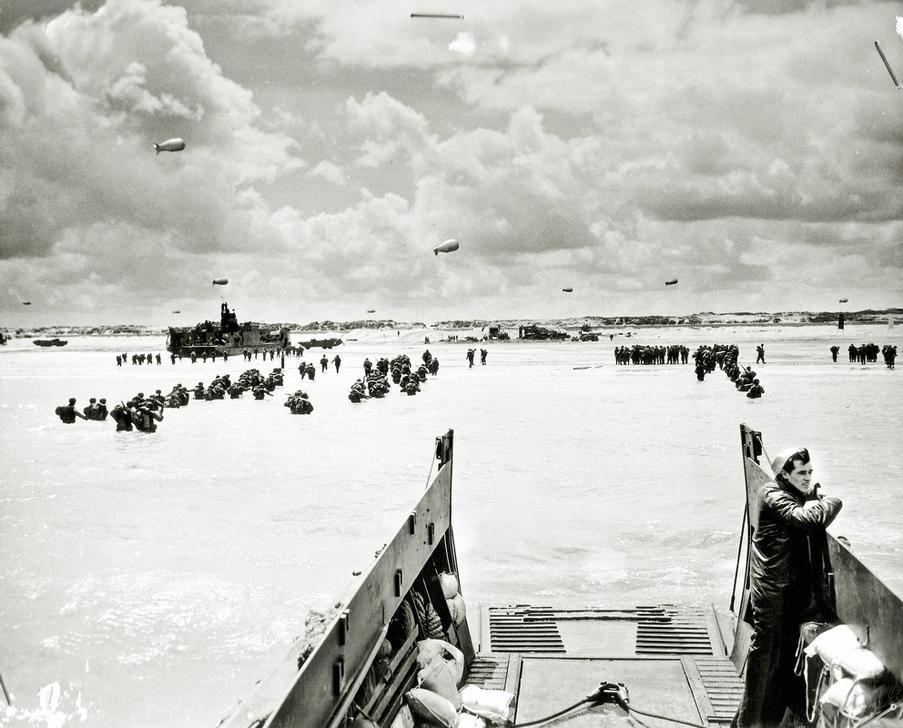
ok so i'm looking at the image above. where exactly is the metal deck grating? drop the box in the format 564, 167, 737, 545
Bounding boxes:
487, 606, 566, 653
693, 657, 745, 724
464, 654, 515, 691
635, 606, 714, 656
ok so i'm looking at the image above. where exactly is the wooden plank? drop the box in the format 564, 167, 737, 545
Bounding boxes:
681, 657, 717, 725
373, 652, 419, 723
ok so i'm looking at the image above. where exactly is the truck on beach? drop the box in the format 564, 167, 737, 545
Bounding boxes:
166, 303, 289, 358
218, 426, 902, 728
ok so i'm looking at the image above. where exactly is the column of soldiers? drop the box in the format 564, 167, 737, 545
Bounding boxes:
58, 367, 286, 431
831, 343, 897, 368
349, 351, 440, 402
115, 353, 163, 366
692, 344, 765, 399
614, 345, 690, 365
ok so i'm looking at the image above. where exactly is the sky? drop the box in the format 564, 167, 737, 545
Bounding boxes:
0, 0, 901, 326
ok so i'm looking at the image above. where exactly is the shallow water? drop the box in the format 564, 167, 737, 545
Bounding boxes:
1, 323, 901, 727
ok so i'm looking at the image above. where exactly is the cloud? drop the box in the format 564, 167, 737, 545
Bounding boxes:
3, 0, 902, 322
308, 160, 347, 186
448, 32, 476, 56
0, 0, 305, 266
345, 91, 434, 168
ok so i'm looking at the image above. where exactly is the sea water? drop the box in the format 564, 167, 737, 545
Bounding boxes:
1, 324, 901, 727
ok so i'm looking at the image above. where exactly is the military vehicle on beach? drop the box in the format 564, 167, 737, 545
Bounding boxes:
166, 303, 290, 357
297, 337, 344, 350
519, 324, 569, 340
219, 426, 902, 728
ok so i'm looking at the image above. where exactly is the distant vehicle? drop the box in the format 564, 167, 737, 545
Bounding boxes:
297, 338, 344, 350
839, 298, 849, 303
154, 138, 186, 154
33, 338, 67, 347
22, 301, 31, 305
562, 287, 574, 293
433, 239, 459, 256
665, 279, 678, 286
172, 310, 181, 314
367, 309, 376, 313
519, 324, 568, 340
212, 278, 229, 286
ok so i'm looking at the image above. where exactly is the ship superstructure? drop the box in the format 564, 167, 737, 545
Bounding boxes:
166, 303, 289, 357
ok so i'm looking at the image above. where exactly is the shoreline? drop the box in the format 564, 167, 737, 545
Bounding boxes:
2, 317, 899, 339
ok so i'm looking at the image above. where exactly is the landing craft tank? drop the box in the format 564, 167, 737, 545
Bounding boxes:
166, 302, 289, 357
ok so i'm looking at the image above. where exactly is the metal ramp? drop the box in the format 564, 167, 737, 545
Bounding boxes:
473, 604, 742, 727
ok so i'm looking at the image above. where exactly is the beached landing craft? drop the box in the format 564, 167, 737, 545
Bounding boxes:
166, 303, 289, 357
219, 427, 903, 728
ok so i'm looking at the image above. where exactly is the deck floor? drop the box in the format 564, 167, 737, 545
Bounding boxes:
464, 604, 744, 727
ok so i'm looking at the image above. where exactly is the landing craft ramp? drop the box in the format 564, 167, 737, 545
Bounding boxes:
219, 427, 901, 728
467, 604, 744, 726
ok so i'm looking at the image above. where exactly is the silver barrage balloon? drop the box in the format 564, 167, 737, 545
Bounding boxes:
433, 239, 460, 256
154, 138, 186, 154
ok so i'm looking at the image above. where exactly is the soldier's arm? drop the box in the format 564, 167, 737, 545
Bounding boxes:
763, 487, 842, 532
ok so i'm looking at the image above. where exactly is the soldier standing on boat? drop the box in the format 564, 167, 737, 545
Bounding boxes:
734, 448, 842, 728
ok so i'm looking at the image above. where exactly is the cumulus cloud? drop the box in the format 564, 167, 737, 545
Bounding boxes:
0, 0, 305, 265
2, 0, 902, 323
308, 160, 347, 186
345, 91, 435, 168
